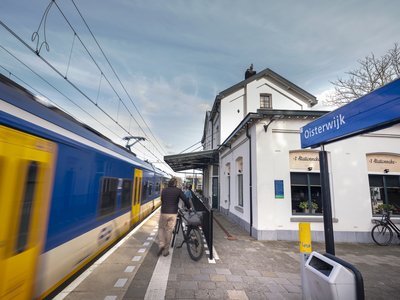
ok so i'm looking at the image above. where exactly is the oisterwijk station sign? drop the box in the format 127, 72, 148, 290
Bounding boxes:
301, 78, 400, 149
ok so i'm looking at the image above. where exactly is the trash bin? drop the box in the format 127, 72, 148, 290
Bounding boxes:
304, 251, 356, 300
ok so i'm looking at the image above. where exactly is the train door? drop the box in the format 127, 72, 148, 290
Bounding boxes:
0, 126, 56, 300
131, 169, 142, 226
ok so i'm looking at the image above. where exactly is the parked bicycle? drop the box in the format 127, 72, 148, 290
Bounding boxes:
371, 212, 400, 246
171, 207, 204, 261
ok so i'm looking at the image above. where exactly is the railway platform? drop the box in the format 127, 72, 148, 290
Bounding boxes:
54, 209, 400, 300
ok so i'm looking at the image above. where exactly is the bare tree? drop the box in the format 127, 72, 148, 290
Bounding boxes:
327, 43, 400, 106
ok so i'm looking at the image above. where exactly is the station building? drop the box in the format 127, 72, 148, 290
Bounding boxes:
165, 67, 400, 243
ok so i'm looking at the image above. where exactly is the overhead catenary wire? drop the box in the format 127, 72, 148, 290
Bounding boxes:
9, 0, 172, 169
0, 48, 120, 140
0, 48, 153, 162
69, 0, 168, 155
0, 20, 170, 169
49, 1, 167, 159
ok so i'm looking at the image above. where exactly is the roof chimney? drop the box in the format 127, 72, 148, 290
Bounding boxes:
245, 64, 256, 79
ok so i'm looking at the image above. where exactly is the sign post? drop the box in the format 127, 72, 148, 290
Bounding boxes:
319, 148, 335, 255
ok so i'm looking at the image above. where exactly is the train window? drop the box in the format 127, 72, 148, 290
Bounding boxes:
138, 177, 142, 203
16, 161, 38, 253
99, 177, 118, 217
155, 182, 160, 193
121, 179, 132, 209
148, 182, 153, 196
133, 177, 138, 205
142, 181, 148, 201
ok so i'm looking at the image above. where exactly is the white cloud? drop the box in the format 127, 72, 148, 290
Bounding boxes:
313, 88, 337, 111
2, 0, 400, 163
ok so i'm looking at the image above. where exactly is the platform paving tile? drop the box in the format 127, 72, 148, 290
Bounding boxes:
245, 290, 267, 300
282, 283, 302, 293
198, 281, 217, 289
200, 267, 217, 274
225, 274, 242, 282
226, 289, 248, 300
244, 269, 261, 277
178, 280, 198, 290
168, 273, 177, 281
215, 281, 234, 290
160, 210, 398, 299
232, 282, 247, 290
215, 267, 232, 275
209, 274, 227, 282
175, 288, 195, 299
64, 208, 400, 299
192, 273, 211, 281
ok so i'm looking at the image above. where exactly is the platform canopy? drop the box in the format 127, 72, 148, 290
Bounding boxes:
164, 149, 219, 172
300, 78, 400, 148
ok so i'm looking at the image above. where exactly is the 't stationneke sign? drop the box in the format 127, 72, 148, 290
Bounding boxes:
301, 78, 400, 148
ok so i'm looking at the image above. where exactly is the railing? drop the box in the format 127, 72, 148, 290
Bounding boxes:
191, 193, 213, 259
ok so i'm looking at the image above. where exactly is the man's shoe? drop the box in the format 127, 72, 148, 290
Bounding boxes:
163, 250, 170, 257
157, 247, 164, 256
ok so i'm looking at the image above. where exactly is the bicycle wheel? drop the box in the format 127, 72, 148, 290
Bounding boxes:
371, 224, 393, 246
186, 227, 204, 261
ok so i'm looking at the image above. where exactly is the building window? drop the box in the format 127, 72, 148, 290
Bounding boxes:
238, 173, 243, 207
226, 163, 231, 208
369, 175, 400, 215
260, 93, 272, 109
236, 157, 243, 207
290, 172, 322, 214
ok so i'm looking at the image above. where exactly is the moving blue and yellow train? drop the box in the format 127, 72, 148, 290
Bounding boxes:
0, 75, 168, 299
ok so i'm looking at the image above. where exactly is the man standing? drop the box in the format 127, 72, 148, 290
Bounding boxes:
184, 183, 194, 209
158, 177, 190, 257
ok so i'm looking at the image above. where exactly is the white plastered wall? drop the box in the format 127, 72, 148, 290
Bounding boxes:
220, 134, 251, 227
220, 89, 245, 143
246, 77, 308, 113
253, 120, 400, 241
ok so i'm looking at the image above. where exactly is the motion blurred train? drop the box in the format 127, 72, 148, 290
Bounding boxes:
0, 74, 168, 299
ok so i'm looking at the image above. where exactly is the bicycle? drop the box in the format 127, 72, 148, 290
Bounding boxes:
371, 212, 400, 246
171, 207, 204, 261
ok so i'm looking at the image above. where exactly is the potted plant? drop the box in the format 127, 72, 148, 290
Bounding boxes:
310, 202, 318, 214
299, 201, 309, 213
299, 201, 318, 213
377, 203, 394, 214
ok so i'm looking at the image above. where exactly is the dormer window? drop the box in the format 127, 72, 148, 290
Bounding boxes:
260, 93, 272, 109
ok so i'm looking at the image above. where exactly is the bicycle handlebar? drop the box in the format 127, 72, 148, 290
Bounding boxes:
178, 207, 196, 215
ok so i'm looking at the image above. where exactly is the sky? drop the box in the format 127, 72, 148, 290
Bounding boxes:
1, 0, 400, 174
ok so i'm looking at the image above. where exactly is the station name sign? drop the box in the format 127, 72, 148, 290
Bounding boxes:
300, 78, 400, 148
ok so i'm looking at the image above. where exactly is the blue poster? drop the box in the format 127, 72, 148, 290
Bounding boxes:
274, 180, 284, 199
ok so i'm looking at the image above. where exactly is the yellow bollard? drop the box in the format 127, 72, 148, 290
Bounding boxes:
299, 223, 312, 253
299, 223, 312, 300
